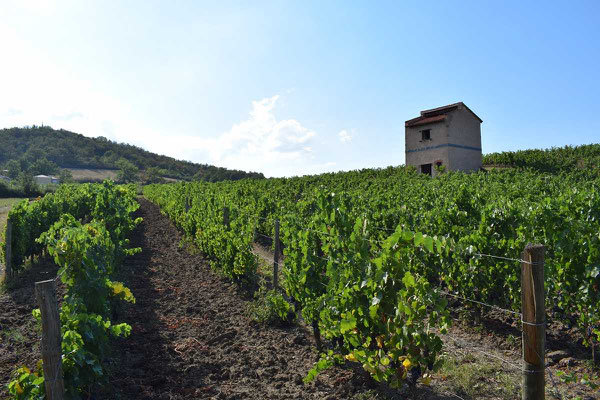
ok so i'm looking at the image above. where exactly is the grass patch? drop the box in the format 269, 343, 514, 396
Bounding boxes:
437, 352, 520, 399
0, 328, 27, 344
247, 285, 295, 326
0, 198, 25, 208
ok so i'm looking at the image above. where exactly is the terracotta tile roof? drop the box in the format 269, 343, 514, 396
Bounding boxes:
405, 102, 483, 127
420, 103, 460, 116
405, 114, 446, 127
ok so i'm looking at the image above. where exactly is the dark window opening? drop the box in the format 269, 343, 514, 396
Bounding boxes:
435, 161, 442, 168
421, 163, 432, 176
421, 129, 431, 141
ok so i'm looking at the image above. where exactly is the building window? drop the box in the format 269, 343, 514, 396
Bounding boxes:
421, 163, 432, 176
421, 129, 431, 141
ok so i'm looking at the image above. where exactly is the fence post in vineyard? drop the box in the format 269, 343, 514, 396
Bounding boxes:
273, 219, 280, 289
35, 279, 65, 400
223, 206, 230, 230
521, 244, 545, 400
5, 218, 12, 278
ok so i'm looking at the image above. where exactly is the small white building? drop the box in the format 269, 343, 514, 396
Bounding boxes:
405, 102, 482, 176
34, 175, 60, 185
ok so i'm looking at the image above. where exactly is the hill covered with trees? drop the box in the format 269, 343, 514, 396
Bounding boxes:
0, 126, 264, 182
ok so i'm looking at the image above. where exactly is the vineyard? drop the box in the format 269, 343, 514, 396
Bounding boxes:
2, 150, 600, 398
2, 182, 141, 398
144, 164, 600, 392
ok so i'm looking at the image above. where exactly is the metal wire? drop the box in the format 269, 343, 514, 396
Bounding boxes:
447, 336, 522, 371
255, 232, 273, 241
521, 328, 565, 400
246, 212, 543, 265
453, 249, 544, 266
303, 226, 386, 245
369, 225, 397, 233
441, 290, 522, 317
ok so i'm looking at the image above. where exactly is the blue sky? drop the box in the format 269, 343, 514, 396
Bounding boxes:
1, 1, 599, 177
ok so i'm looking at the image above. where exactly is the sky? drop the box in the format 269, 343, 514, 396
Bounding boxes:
1, 1, 599, 177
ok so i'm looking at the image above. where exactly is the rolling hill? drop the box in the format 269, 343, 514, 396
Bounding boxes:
0, 126, 264, 182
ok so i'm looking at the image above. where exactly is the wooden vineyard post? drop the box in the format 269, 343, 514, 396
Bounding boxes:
5, 218, 12, 278
35, 279, 65, 400
521, 244, 545, 400
273, 219, 280, 289
223, 207, 230, 230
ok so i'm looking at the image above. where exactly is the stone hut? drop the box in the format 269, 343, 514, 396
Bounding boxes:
405, 102, 482, 176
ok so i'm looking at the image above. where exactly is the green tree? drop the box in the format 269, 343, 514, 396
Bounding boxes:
29, 157, 58, 176
58, 168, 74, 184
5, 159, 21, 179
145, 167, 164, 184
116, 159, 139, 183
17, 172, 39, 196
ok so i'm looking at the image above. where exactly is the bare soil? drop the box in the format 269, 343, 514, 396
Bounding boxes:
104, 198, 383, 399
1, 198, 598, 399
0, 258, 63, 399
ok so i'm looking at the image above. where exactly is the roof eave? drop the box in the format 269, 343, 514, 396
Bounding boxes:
420, 102, 483, 123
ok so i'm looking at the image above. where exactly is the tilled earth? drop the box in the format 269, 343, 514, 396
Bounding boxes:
106, 199, 381, 399
0, 258, 63, 399
2, 198, 598, 399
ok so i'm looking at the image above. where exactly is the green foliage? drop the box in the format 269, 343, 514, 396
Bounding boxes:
283, 192, 449, 385
16, 172, 39, 197
29, 157, 58, 176
144, 182, 258, 281
483, 143, 600, 175
248, 287, 295, 325
5, 160, 21, 179
116, 159, 139, 183
5, 180, 140, 274
0, 126, 265, 182
144, 166, 165, 184
7, 181, 140, 399
146, 162, 600, 378
7, 366, 44, 399
58, 169, 74, 184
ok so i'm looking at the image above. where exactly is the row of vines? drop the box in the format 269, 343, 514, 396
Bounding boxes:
6, 181, 141, 399
145, 166, 600, 381
144, 182, 451, 386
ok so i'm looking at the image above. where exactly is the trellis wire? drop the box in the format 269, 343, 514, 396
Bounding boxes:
244, 212, 583, 396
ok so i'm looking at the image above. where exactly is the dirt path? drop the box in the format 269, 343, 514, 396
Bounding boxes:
3, 198, 595, 399
107, 199, 386, 399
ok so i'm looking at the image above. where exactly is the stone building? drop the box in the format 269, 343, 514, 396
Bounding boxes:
34, 175, 60, 185
405, 102, 482, 176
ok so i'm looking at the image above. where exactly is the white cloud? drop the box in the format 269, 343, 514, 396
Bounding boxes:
199, 95, 317, 177
138, 95, 319, 177
338, 129, 352, 143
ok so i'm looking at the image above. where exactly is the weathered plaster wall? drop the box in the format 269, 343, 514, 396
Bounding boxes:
405, 106, 481, 173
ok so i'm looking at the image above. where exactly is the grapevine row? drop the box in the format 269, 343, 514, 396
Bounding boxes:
145, 166, 600, 373
144, 184, 453, 385
4, 182, 139, 274
7, 181, 141, 399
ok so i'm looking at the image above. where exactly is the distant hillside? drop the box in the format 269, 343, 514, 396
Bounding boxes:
0, 126, 264, 182
483, 144, 600, 174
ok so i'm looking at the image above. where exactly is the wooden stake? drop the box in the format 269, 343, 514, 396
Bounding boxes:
273, 219, 280, 289
35, 279, 65, 400
5, 219, 12, 278
223, 207, 230, 229
521, 244, 545, 400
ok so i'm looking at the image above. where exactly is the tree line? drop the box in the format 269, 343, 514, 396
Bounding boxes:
0, 125, 265, 185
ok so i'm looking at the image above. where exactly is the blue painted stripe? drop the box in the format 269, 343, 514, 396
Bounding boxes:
406, 143, 481, 153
